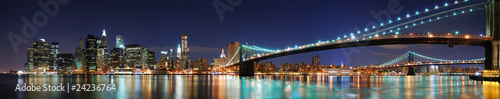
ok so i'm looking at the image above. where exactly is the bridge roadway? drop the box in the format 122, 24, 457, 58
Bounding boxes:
231, 33, 490, 66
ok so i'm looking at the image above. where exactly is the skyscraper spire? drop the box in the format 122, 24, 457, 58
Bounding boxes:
102, 29, 106, 36
220, 48, 226, 58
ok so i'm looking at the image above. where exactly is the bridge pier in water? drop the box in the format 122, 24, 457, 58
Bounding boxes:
485, 0, 500, 70
239, 47, 255, 76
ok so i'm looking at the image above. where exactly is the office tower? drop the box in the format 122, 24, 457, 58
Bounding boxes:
174, 57, 180, 70
147, 51, 156, 69
85, 35, 98, 71
125, 44, 143, 68
195, 58, 208, 70
31, 39, 51, 72
160, 51, 169, 70
57, 53, 73, 72
181, 34, 189, 69
73, 39, 85, 71
116, 35, 125, 48
214, 49, 227, 68
25, 48, 34, 72
110, 48, 124, 68
312, 55, 320, 71
168, 49, 174, 70
97, 48, 105, 72
227, 41, 239, 64
49, 42, 60, 71
101, 29, 109, 69
160, 51, 168, 62
141, 48, 148, 69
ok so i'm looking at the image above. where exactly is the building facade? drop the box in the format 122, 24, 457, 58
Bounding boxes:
85, 35, 98, 71
227, 42, 239, 64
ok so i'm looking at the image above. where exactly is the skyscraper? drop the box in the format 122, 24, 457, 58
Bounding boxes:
85, 35, 98, 72
181, 34, 189, 69
57, 53, 73, 72
101, 29, 109, 69
25, 48, 34, 72
125, 44, 143, 68
160, 51, 169, 70
168, 49, 174, 70
116, 35, 125, 49
73, 39, 85, 71
312, 55, 320, 71
214, 48, 227, 68
110, 48, 124, 69
31, 39, 51, 72
147, 51, 156, 69
97, 48, 105, 72
177, 44, 181, 58
227, 41, 240, 64
49, 42, 60, 71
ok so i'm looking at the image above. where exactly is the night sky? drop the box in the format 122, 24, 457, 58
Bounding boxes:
0, 0, 487, 72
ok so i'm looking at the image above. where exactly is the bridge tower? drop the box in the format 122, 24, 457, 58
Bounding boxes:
239, 47, 255, 76
407, 52, 416, 75
485, 0, 500, 70
408, 52, 414, 63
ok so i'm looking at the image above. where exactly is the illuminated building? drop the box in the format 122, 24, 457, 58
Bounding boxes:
101, 29, 107, 47
177, 44, 181, 58
125, 44, 143, 69
97, 48, 106, 72
160, 51, 169, 70
168, 49, 174, 70
227, 41, 239, 64
181, 34, 189, 69
73, 39, 85, 71
214, 49, 227, 68
85, 35, 98, 71
147, 51, 156, 70
312, 55, 320, 71
110, 48, 124, 69
194, 58, 208, 70
281, 63, 292, 71
29, 39, 51, 72
116, 35, 125, 48
57, 53, 73, 72
160, 50, 174, 70
49, 42, 60, 71
175, 57, 180, 70
25, 48, 34, 72
100, 29, 109, 69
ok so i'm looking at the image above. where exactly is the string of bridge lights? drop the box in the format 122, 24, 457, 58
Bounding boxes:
360, 0, 473, 36
378, 51, 485, 67
363, 2, 486, 37
379, 53, 410, 66
240, 1, 485, 55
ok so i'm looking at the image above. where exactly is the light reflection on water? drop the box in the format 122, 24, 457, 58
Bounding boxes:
0, 75, 498, 98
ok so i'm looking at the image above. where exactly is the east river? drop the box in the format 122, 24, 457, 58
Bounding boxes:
0, 74, 498, 99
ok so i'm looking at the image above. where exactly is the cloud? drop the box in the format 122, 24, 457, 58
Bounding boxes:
147, 46, 221, 54
377, 45, 409, 49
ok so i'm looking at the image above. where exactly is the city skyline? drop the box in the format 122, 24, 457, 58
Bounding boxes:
0, 0, 486, 72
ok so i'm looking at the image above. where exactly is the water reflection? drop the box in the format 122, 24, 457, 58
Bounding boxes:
0, 75, 498, 98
